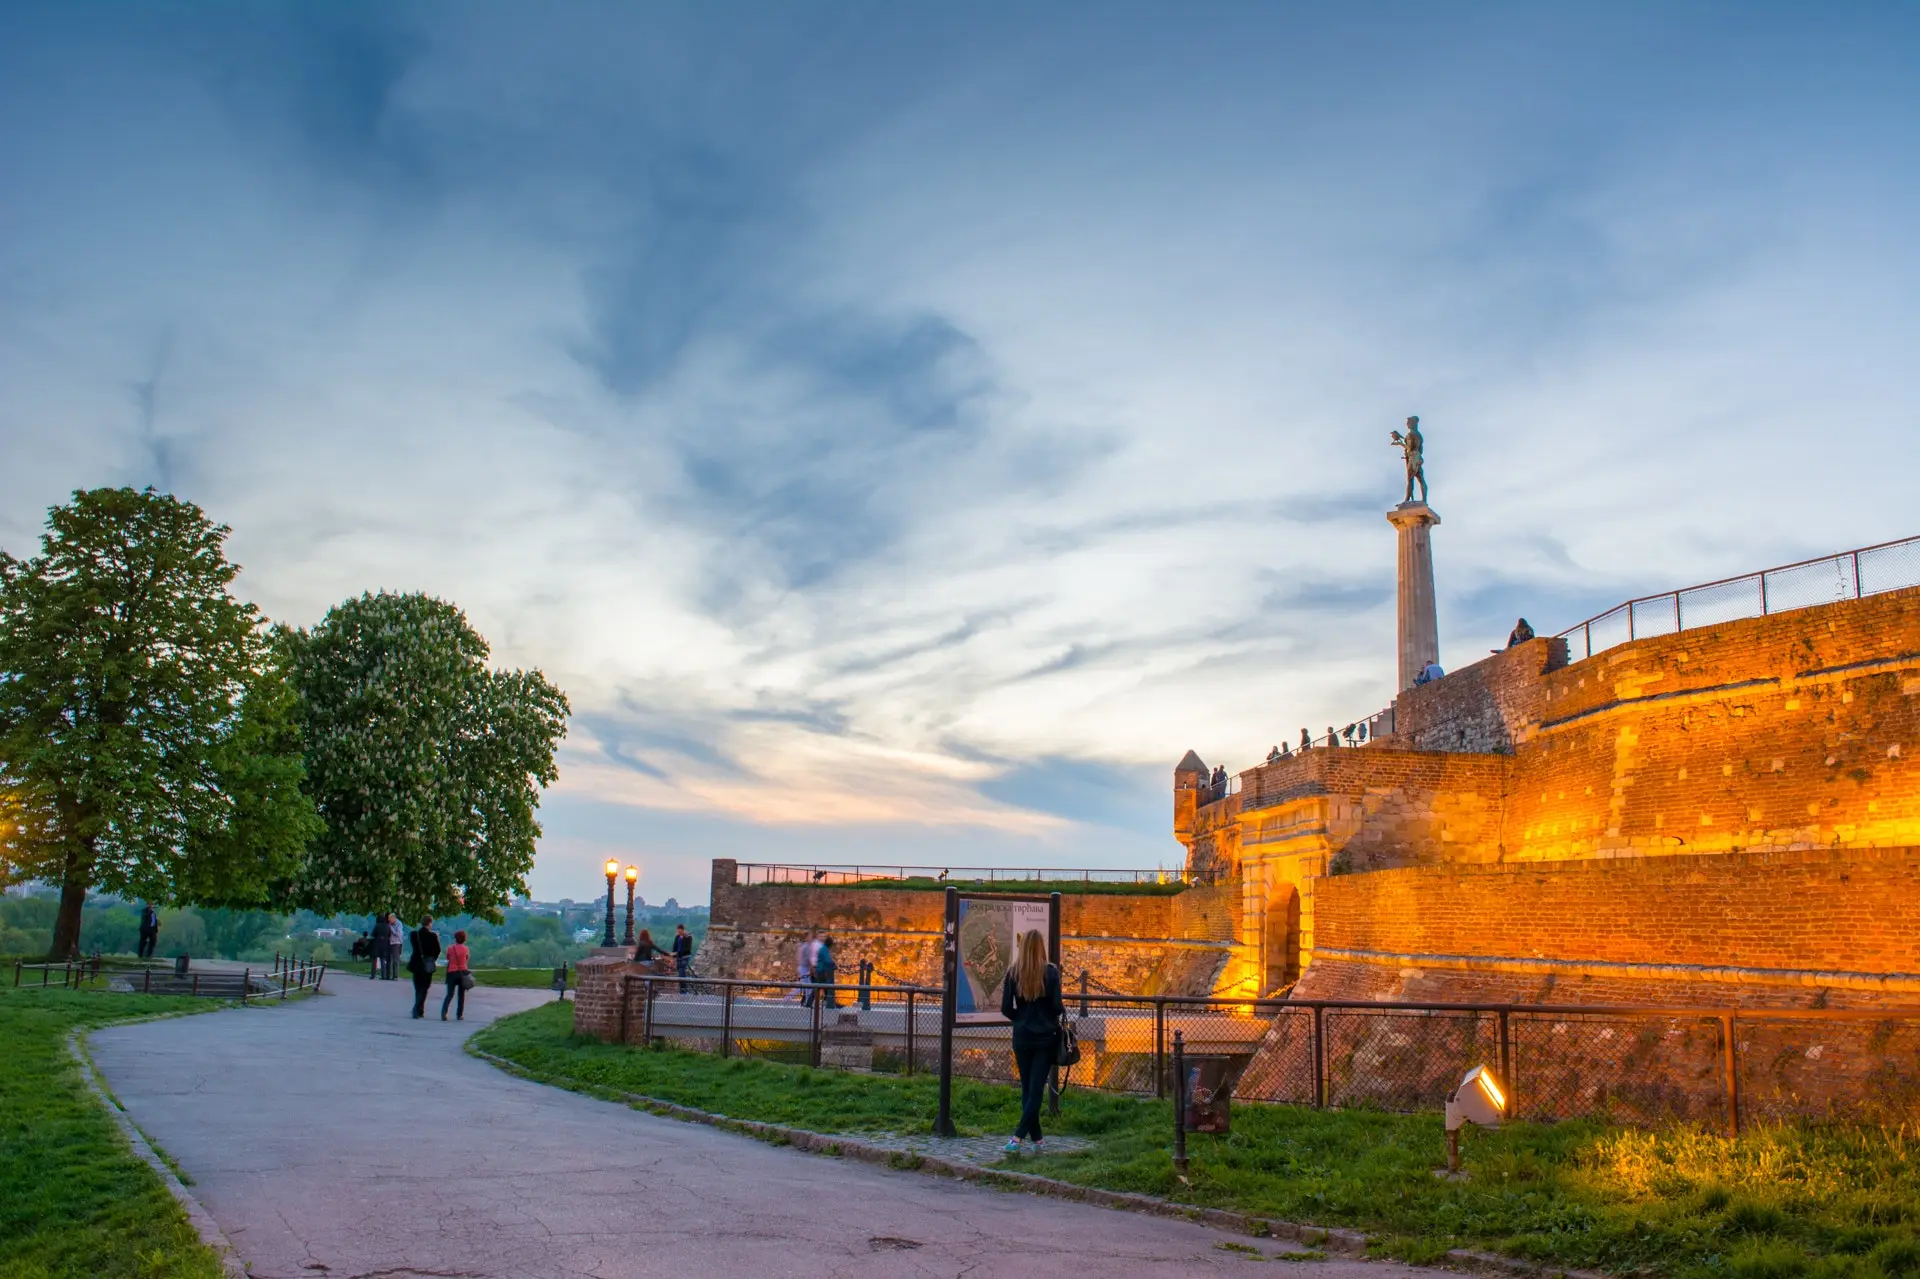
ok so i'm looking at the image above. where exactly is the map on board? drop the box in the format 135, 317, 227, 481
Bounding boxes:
954, 896, 1051, 1024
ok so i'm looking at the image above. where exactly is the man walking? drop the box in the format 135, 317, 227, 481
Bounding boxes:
671, 923, 694, 994
406, 916, 442, 1019
136, 903, 160, 960
797, 930, 820, 1006
369, 912, 391, 980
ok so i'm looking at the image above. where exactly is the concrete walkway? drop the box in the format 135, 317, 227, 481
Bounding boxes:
90, 973, 1428, 1279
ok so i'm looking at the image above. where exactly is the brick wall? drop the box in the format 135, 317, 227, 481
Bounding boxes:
1297, 847, 1920, 1007
1387, 636, 1567, 752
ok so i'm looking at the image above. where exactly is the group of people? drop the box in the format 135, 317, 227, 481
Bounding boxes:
350, 913, 474, 1020
793, 931, 839, 1007
631, 924, 696, 992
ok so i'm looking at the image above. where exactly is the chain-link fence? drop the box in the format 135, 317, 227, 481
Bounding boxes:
1561, 533, 1920, 661
614, 974, 1920, 1132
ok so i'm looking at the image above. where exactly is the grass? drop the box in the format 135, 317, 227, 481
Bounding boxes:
469, 966, 572, 990
475, 1002, 1920, 1278
834, 877, 1188, 896
0, 985, 227, 1279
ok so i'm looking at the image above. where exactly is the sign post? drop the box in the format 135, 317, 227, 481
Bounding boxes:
935, 887, 959, 1137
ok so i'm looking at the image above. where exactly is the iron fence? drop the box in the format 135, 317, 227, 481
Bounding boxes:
1560, 533, 1920, 662
734, 863, 1183, 887
614, 973, 1920, 1133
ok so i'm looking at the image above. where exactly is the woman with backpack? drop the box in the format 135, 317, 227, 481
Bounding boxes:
999, 929, 1062, 1154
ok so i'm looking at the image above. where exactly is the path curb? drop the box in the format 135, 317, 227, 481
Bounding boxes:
468, 1046, 1604, 1278
70, 1025, 250, 1279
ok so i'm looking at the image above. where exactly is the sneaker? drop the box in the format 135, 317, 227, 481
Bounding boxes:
1004, 1139, 1021, 1154
1030, 1138, 1044, 1154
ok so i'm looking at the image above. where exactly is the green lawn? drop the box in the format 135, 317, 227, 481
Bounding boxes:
0, 986, 227, 1279
474, 1002, 1920, 1278
469, 966, 572, 990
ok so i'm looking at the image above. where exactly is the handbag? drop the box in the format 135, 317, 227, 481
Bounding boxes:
1055, 1014, 1083, 1069
457, 971, 475, 991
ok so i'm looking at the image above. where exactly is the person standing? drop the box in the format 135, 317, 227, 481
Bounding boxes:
440, 929, 472, 1021
812, 936, 838, 1010
385, 912, 404, 981
633, 929, 661, 963
797, 930, 820, 1005
671, 924, 693, 994
369, 913, 392, 980
136, 903, 160, 960
407, 916, 442, 1019
999, 930, 1062, 1155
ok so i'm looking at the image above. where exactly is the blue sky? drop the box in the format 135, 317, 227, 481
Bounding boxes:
4, 4, 1917, 904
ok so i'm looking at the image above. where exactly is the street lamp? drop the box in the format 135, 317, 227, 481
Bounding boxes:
602, 859, 618, 947
622, 865, 638, 946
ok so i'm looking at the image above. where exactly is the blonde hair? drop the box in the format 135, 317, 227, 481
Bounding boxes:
1013, 930, 1049, 1001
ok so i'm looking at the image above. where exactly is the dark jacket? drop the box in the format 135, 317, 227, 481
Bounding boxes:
633, 940, 661, 961
671, 932, 693, 959
140, 907, 159, 934
371, 917, 392, 946
407, 927, 441, 975
1000, 963, 1063, 1047
811, 946, 836, 985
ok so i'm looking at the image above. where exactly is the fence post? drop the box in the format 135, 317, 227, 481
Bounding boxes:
1760, 571, 1769, 615
1498, 1009, 1512, 1113
1079, 970, 1089, 1017
1154, 999, 1167, 1099
1722, 1012, 1740, 1138
1853, 550, 1863, 598
1172, 1029, 1188, 1175
906, 989, 916, 1075
11, 962, 18, 988
241, 969, 249, 1005
645, 977, 658, 1047
1311, 1005, 1326, 1107
811, 984, 823, 1068
281, 967, 289, 1000
721, 982, 734, 1059
143, 968, 151, 994
191, 973, 199, 997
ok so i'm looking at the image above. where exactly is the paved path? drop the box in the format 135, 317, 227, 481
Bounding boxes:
90, 973, 1427, 1279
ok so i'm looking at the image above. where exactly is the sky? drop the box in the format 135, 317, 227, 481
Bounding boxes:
4, 4, 1917, 905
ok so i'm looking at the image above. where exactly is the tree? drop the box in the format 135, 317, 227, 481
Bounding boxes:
0, 488, 320, 956
287, 591, 569, 920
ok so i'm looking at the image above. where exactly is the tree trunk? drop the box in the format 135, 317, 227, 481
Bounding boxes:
50, 851, 90, 959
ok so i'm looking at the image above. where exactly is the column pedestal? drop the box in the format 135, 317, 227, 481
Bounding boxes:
1387, 502, 1441, 690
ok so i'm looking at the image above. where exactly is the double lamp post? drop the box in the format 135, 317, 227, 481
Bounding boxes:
602, 859, 639, 948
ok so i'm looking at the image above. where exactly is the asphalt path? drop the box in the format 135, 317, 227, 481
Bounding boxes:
89, 970, 1428, 1279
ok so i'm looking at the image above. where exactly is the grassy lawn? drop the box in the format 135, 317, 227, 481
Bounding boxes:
475, 1002, 1920, 1278
0, 986, 226, 1279
469, 966, 572, 990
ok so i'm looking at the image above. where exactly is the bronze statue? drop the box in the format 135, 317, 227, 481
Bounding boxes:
1389, 415, 1427, 504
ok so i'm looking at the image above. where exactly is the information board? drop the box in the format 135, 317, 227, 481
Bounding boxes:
953, 896, 1051, 1024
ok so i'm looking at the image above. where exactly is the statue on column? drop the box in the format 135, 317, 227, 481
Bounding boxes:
1390, 415, 1427, 505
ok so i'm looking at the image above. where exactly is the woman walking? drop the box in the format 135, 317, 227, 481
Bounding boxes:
440, 929, 472, 1021
999, 929, 1062, 1154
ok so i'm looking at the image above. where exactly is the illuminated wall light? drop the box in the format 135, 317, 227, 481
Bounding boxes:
1443, 1064, 1507, 1173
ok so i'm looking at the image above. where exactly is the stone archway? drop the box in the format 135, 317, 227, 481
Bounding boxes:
1263, 884, 1301, 994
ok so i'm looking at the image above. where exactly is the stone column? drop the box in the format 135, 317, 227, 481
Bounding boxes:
1387, 502, 1441, 690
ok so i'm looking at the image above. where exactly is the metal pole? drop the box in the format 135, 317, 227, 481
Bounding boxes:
906, 988, 916, 1076
1853, 551, 1863, 598
1760, 571, 1769, 615
935, 886, 959, 1137
721, 981, 734, 1059
811, 984, 823, 1067
1172, 1029, 1188, 1175
1154, 999, 1166, 1098
602, 871, 617, 947
191, 973, 199, 997
143, 968, 151, 994
1312, 1005, 1326, 1107
1722, 1012, 1740, 1138
241, 970, 249, 1005
623, 878, 635, 947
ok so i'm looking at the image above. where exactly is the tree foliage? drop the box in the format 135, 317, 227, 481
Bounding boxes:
287, 591, 569, 921
0, 488, 320, 955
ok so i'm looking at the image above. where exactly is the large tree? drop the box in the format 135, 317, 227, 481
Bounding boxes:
0, 488, 320, 956
287, 591, 569, 920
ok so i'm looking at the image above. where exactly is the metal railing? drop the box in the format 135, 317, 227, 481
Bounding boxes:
735, 863, 1184, 887
610, 971, 1920, 1133
1559, 533, 1920, 662
11, 956, 327, 1001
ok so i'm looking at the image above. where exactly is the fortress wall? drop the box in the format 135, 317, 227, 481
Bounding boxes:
1386, 636, 1566, 752
1502, 586, 1920, 859
1237, 749, 1510, 872
701, 861, 1239, 997
1294, 847, 1920, 1008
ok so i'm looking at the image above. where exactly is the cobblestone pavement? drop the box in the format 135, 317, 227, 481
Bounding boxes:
89, 974, 1431, 1279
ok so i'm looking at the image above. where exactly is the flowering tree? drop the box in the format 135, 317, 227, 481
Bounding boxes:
286, 592, 569, 920
0, 489, 319, 956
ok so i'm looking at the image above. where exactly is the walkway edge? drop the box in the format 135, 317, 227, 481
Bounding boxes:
70, 1026, 250, 1279
467, 1045, 1604, 1279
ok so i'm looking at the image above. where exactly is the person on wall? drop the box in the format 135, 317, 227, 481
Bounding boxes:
137, 902, 160, 960
440, 929, 472, 1022
671, 923, 694, 994
999, 929, 1063, 1155
1508, 618, 1535, 647
406, 915, 442, 1019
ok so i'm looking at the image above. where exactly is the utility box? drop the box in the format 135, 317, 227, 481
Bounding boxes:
173, 954, 190, 978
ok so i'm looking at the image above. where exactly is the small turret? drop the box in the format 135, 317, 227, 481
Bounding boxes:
1174, 750, 1207, 842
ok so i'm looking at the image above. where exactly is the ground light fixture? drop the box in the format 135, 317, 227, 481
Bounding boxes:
622, 864, 638, 947
1443, 1064, 1507, 1173
602, 859, 619, 947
